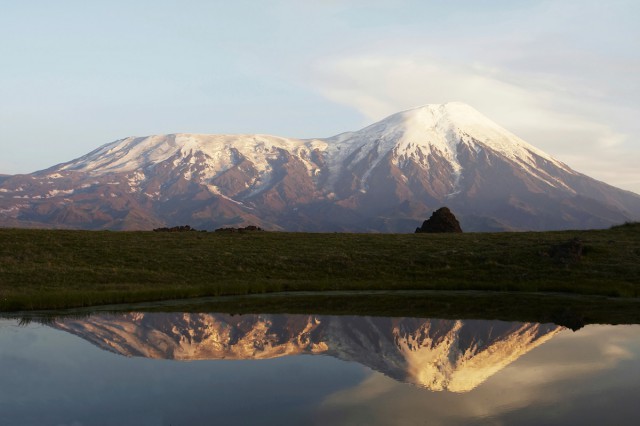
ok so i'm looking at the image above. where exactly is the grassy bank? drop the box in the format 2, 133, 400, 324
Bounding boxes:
0, 223, 639, 312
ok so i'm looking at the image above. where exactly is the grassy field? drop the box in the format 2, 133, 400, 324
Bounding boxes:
0, 223, 639, 313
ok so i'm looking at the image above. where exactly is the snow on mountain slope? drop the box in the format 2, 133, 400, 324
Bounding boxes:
324, 102, 574, 194
61, 133, 328, 180
51, 313, 563, 392
56, 103, 569, 193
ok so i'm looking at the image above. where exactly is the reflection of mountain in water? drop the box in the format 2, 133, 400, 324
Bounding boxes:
52, 313, 562, 392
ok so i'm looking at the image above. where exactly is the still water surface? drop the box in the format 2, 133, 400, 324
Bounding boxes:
1, 313, 639, 425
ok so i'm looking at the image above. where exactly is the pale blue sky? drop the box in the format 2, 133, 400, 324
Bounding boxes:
1, 1, 639, 192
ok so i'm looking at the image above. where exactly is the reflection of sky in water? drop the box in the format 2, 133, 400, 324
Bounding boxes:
1, 318, 639, 425
316, 325, 640, 426
0, 319, 366, 425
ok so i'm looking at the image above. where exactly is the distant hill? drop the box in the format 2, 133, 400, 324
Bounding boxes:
1, 102, 639, 231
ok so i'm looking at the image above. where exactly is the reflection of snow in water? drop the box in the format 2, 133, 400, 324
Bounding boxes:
51, 313, 562, 391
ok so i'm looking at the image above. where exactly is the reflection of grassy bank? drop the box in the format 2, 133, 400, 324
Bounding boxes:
155, 292, 640, 329
7, 293, 640, 329
1, 223, 639, 312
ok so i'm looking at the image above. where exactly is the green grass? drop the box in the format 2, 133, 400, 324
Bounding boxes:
1, 224, 639, 312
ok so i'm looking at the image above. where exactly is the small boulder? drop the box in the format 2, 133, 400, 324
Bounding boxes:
415, 207, 462, 233
547, 238, 584, 264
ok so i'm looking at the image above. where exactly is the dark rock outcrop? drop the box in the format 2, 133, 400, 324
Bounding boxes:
550, 308, 585, 331
415, 207, 463, 233
214, 225, 263, 233
153, 225, 197, 232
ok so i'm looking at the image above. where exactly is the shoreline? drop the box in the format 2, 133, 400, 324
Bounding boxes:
1, 224, 639, 314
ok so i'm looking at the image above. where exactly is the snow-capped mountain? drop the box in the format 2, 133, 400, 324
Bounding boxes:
1, 102, 639, 231
51, 313, 562, 392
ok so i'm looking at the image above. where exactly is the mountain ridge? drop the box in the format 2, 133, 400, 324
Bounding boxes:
1, 102, 638, 231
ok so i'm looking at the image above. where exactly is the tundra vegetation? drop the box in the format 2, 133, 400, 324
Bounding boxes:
0, 223, 639, 325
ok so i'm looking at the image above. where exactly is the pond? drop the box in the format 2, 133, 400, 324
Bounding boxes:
1, 312, 639, 425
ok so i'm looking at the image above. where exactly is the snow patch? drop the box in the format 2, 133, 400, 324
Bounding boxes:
127, 171, 146, 187
47, 189, 75, 198
0, 205, 27, 217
